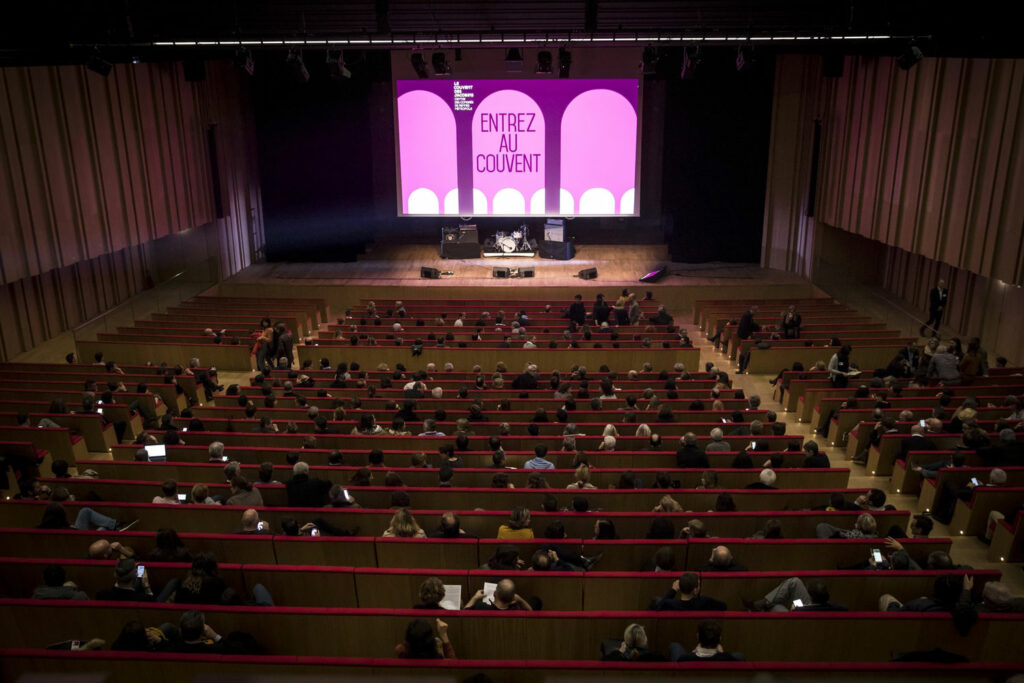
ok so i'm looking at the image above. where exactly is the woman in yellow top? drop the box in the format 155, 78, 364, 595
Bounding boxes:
496, 506, 534, 539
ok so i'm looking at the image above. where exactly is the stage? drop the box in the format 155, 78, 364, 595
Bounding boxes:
242, 244, 809, 286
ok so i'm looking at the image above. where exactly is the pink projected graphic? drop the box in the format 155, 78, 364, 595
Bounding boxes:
395, 79, 639, 216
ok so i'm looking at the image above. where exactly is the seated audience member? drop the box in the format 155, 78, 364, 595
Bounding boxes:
748, 577, 847, 612
482, 544, 524, 571
226, 476, 263, 507
32, 564, 89, 600
430, 511, 475, 538
87, 538, 135, 560
696, 545, 747, 572
414, 577, 446, 609
802, 440, 831, 468
236, 509, 271, 535
166, 609, 260, 654
37, 502, 135, 532
601, 623, 666, 661
745, 468, 777, 489
95, 558, 157, 602
676, 432, 709, 468
879, 573, 978, 635
497, 506, 534, 539
670, 619, 744, 661
464, 579, 533, 611
650, 571, 727, 611
816, 513, 878, 539
524, 444, 555, 470
642, 546, 678, 573
566, 464, 597, 489
147, 528, 193, 563
383, 507, 427, 538
395, 618, 454, 659
286, 461, 332, 507
593, 519, 618, 540
680, 518, 709, 539
977, 581, 1024, 612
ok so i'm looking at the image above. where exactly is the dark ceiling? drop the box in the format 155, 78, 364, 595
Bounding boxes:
1, 0, 1016, 65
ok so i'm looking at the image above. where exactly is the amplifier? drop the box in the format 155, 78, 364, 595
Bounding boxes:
538, 240, 575, 260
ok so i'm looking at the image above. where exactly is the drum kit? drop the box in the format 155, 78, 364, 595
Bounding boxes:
489, 225, 532, 254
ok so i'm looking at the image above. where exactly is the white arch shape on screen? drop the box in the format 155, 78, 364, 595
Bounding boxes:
620, 188, 636, 214
578, 188, 616, 214
559, 189, 575, 214
407, 188, 440, 215
473, 188, 488, 214
443, 189, 460, 215
492, 188, 526, 215
529, 189, 546, 214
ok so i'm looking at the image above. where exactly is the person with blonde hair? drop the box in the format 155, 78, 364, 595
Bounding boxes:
383, 508, 426, 538
602, 423, 620, 438
635, 423, 652, 438
599, 435, 617, 451
567, 464, 596, 489
497, 506, 534, 539
601, 623, 664, 661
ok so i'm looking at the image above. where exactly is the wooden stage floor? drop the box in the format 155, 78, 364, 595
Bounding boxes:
243, 244, 809, 288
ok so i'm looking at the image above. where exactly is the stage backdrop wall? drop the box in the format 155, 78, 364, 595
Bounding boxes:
256, 48, 772, 260
0, 60, 263, 360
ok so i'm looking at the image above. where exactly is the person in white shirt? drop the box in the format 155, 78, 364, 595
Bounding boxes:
453, 314, 465, 328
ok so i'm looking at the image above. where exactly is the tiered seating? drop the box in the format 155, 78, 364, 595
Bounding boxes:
3, 291, 1021, 676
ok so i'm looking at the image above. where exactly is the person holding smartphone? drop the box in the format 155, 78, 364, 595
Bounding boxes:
746, 577, 847, 612
95, 558, 156, 602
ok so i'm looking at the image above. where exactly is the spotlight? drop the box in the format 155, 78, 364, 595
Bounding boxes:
130, 56, 141, 65
736, 45, 755, 72
327, 50, 351, 79
680, 45, 701, 80
558, 47, 572, 78
286, 49, 309, 83
86, 52, 113, 77
431, 52, 451, 76
505, 48, 523, 73
897, 41, 923, 70
411, 53, 429, 78
234, 47, 254, 76
642, 46, 659, 76
535, 50, 552, 74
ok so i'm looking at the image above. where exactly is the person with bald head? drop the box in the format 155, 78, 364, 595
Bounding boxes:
897, 423, 938, 462
236, 509, 270, 535
695, 545, 747, 572
463, 578, 534, 611
87, 538, 135, 560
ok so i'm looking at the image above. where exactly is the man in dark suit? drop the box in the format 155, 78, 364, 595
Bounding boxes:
565, 294, 587, 325
650, 572, 727, 611
285, 461, 332, 507
921, 279, 949, 336
780, 305, 802, 339
736, 306, 760, 340
897, 424, 938, 462
802, 441, 832, 468
675, 432, 709, 468
511, 364, 539, 390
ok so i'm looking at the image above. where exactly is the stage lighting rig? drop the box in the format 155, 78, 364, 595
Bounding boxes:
327, 50, 351, 79
431, 52, 451, 76
86, 51, 113, 77
897, 40, 923, 70
234, 47, 254, 76
680, 45, 701, 80
286, 49, 309, 83
536, 50, 552, 74
411, 53, 429, 78
505, 48, 523, 73
558, 47, 572, 78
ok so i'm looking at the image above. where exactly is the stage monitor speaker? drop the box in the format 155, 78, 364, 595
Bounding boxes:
441, 243, 481, 259
578, 267, 598, 280
492, 267, 511, 279
520, 267, 535, 278
539, 240, 575, 260
420, 267, 440, 279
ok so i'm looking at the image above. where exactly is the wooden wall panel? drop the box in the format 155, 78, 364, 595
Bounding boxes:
810, 55, 1024, 285
0, 61, 217, 286
0, 59, 263, 361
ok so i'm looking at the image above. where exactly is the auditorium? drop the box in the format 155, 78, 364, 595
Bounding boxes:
3, 1, 1024, 681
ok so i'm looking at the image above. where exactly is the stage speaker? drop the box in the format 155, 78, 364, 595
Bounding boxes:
520, 267, 535, 278
539, 240, 575, 260
578, 267, 598, 280
492, 267, 511, 279
441, 242, 481, 259
420, 267, 440, 279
